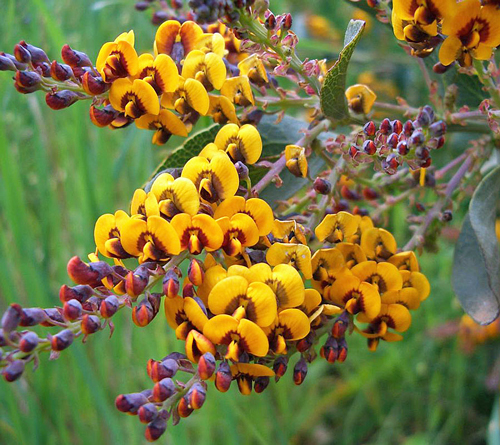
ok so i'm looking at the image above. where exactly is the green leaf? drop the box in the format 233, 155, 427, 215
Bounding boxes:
452, 166, 500, 325
488, 396, 500, 445
320, 19, 365, 122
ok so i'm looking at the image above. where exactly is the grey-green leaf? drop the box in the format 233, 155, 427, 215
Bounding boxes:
452, 166, 500, 325
320, 19, 365, 122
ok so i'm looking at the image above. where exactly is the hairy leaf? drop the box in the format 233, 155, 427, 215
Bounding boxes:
452, 166, 500, 325
320, 19, 365, 122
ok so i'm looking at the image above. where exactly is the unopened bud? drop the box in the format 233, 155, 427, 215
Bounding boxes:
15, 70, 41, 89
67, 256, 112, 286
293, 357, 308, 385
254, 376, 270, 393
51, 329, 74, 351
82, 72, 110, 95
215, 362, 232, 392
149, 358, 178, 382
151, 11, 169, 26
429, 120, 446, 138
63, 299, 83, 321
320, 336, 338, 363
50, 60, 73, 81
198, 352, 216, 380
82, 296, 101, 312
1, 303, 22, 332
163, 270, 180, 298
132, 299, 155, 327
89, 104, 119, 127
442, 209, 453, 222
341, 185, 361, 201
125, 267, 149, 298
187, 383, 206, 409
115, 392, 149, 414
273, 356, 288, 380
177, 396, 194, 418
415, 146, 430, 160
0, 53, 17, 71
332, 311, 350, 338
265, 13, 276, 30
20, 308, 46, 326
296, 330, 315, 353
187, 259, 204, 286
348, 145, 359, 158
283, 13, 293, 31
392, 120, 403, 134
61, 44, 92, 67
100, 295, 119, 318
81, 314, 101, 335
145, 416, 167, 441
433, 62, 453, 74
387, 132, 399, 148
152, 377, 176, 402
234, 161, 249, 181
59, 284, 93, 303
138, 403, 158, 424
337, 338, 348, 362
382, 153, 400, 174
397, 140, 409, 155
183, 282, 195, 298
46, 90, 79, 110
313, 177, 332, 195
2, 360, 25, 382
14, 43, 31, 63
379, 118, 392, 135
20, 41, 49, 64
363, 121, 376, 136
416, 107, 433, 127
362, 187, 379, 200
362, 139, 377, 155
19, 331, 39, 353
41, 308, 64, 327
135, 1, 150, 11
403, 120, 415, 137
409, 130, 425, 147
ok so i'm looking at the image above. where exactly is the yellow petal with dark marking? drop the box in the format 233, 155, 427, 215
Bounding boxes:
237, 318, 269, 356
315, 212, 359, 243
351, 261, 403, 294
266, 243, 312, 279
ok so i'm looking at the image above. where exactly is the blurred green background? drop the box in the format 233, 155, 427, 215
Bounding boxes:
0, 0, 498, 443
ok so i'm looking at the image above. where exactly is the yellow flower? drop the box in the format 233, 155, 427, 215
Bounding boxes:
346, 215, 374, 244
315, 212, 359, 243
96, 31, 138, 82
195, 32, 226, 57
245, 263, 305, 309
400, 270, 431, 301
220, 76, 254, 106
335, 243, 368, 268
263, 309, 311, 354
311, 248, 345, 281
135, 110, 188, 145
351, 261, 403, 294
182, 153, 239, 203
203, 315, 269, 361
299, 288, 323, 317
381, 288, 421, 310
238, 54, 269, 87
360, 228, 397, 261
393, 0, 454, 26
151, 173, 200, 217
266, 243, 313, 279
207, 275, 277, 327
214, 123, 263, 165
119, 215, 181, 263
155, 20, 203, 61
135, 53, 179, 94
387, 251, 420, 272
285, 145, 308, 178
214, 196, 274, 236
185, 329, 215, 363
94, 210, 132, 259
328, 272, 381, 321
197, 263, 227, 306
164, 296, 208, 340
170, 213, 223, 254
130, 189, 160, 218
207, 95, 239, 125
161, 77, 210, 116
217, 213, 260, 256
345, 84, 377, 115
439, 0, 500, 66
181, 50, 227, 91
272, 219, 307, 244
109, 78, 159, 119
391, 9, 438, 43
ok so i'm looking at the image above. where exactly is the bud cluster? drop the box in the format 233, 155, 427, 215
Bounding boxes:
346, 106, 447, 174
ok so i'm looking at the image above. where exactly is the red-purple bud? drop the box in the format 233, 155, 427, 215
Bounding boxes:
320, 336, 338, 363
273, 356, 288, 380
363, 121, 376, 136
254, 376, 270, 393
63, 299, 83, 321
0, 53, 18, 71
341, 185, 361, 201
125, 267, 149, 299
45, 90, 79, 110
313, 177, 332, 195
115, 392, 149, 414
41, 308, 64, 327
20, 308, 46, 326
283, 13, 293, 31
19, 331, 39, 353
382, 153, 400, 174
59, 284, 93, 303
50, 60, 73, 81
187, 382, 206, 409
89, 104, 120, 128
138, 403, 158, 424
14, 43, 31, 63
214, 362, 232, 392
15, 70, 41, 89
177, 396, 194, 418
362, 139, 377, 155
403, 120, 415, 137
82, 72, 110, 95
392, 120, 403, 134
187, 259, 204, 286
182, 283, 195, 298
429, 120, 447, 138
433, 62, 453, 74
198, 352, 216, 380
296, 331, 315, 353
149, 358, 179, 382
337, 338, 348, 362
2, 360, 25, 382
234, 161, 249, 181
135, 1, 150, 11
19, 41, 49, 64
51, 329, 74, 351
132, 299, 155, 327
100, 295, 119, 318
67, 256, 103, 286
397, 140, 409, 155
293, 357, 308, 385
81, 296, 101, 312
163, 270, 180, 298
415, 146, 430, 160
152, 378, 176, 402
61, 44, 92, 67
81, 314, 101, 335
387, 132, 399, 148
362, 187, 379, 201
145, 416, 167, 441
1, 303, 22, 332
348, 145, 359, 158
379, 118, 392, 135
265, 13, 276, 30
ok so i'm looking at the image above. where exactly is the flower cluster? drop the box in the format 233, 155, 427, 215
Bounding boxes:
0, 115, 430, 440
392, 0, 500, 67
346, 105, 446, 174
0, 20, 260, 145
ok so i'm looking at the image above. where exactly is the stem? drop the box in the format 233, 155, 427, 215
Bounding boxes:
252, 119, 331, 196
254, 95, 319, 109
403, 155, 474, 251
474, 59, 500, 109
